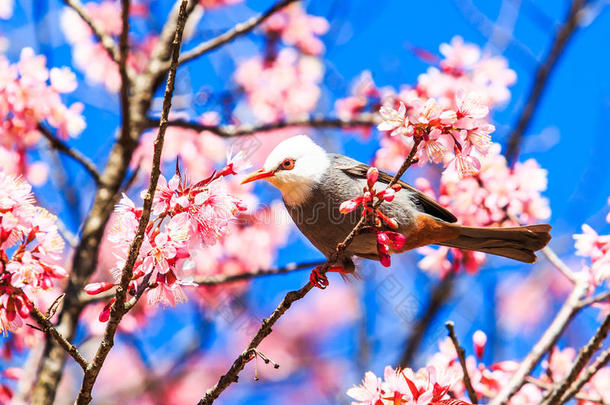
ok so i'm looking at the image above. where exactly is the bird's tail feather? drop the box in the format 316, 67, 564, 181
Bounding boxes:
437, 224, 552, 263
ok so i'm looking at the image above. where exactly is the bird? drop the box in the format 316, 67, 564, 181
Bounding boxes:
240, 135, 551, 288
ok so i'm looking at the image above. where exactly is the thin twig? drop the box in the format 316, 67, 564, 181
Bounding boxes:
118, 0, 132, 145
505, 0, 589, 162
558, 347, 610, 404
398, 273, 455, 367
578, 291, 610, 309
446, 322, 478, 404
488, 280, 589, 405
37, 124, 102, 185
159, 0, 299, 72
197, 138, 423, 405
62, 0, 120, 64
539, 313, 610, 405
74, 3, 190, 404
541, 246, 578, 283
148, 113, 379, 137
28, 306, 90, 371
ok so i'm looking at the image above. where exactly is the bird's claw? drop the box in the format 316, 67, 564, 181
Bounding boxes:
309, 266, 329, 289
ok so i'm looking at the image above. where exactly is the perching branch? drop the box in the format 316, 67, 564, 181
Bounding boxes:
524, 376, 607, 404
37, 124, 102, 185
74, 2, 190, 404
488, 279, 589, 405
148, 113, 379, 137
446, 321, 478, 404
28, 305, 90, 372
197, 138, 423, 405
578, 291, 610, 309
539, 313, 610, 405
62, 0, 121, 64
159, 0, 299, 72
505, 0, 589, 162
541, 246, 578, 284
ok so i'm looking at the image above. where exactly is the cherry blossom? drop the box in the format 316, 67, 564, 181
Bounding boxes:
414, 144, 550, 276
263, 3, 329, 55
0, 171, 67, 335
234, 48, 323, 122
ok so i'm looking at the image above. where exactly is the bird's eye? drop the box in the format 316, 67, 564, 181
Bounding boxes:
281, 158, 295, 170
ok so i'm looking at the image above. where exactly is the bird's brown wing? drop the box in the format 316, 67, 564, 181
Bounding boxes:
340, 163, 458, 223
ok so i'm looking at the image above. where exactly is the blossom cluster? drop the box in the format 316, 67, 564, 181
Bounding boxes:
0, 171, 67, 335
60, 1, 154, 92
263, 3, 330, 55
347, 363, 468, 405
234, 48, 323, 123
234, 5, 327, 123
339, 167, 405, 267
0, 48, 85, 182
350, 330, 610, 405
91, 155, 248, 309
336, 37, 516, 178
416, 144, 550, 277
573, 198, 610, 300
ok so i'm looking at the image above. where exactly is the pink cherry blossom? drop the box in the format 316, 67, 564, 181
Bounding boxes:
263, 3, 329, 55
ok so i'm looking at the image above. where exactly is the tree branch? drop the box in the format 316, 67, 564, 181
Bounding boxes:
37, 124, 102, 185
505, 0, 589, 162
74, 2, 189, 403
446, 321, 478, 404
147, 113, 379, 137
197, 138, 423, 405
539, 313, 610, 405
541, 246, 578, 283
578, 291, 610, 309
118, 0, 132, 145
159, 0, 299, 72
524, 376, 607, 404
28, 306, 90, 372
488, 279, 589, 405
559, 346, 610, 404
62, 0, 121, 64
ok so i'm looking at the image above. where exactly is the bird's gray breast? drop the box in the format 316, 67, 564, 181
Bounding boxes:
283, 154, 418, 260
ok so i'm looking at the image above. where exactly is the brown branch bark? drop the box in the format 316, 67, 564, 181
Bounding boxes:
524, 377, 607, 404
488, 279, 589, 405
159, 0, 299, 72
446, 321, 478, 404
74, 2, 189, 404
505, 0, 589, 162
148, 113, 379, 137
539, 313, 610, 405
37, 124, 102, 184
197, 138, 423, 404
62, 0, 120, 64
559, 346, 610, 404
28, 306, 90, 372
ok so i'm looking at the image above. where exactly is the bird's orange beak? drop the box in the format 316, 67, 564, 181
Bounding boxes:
240, 168, 275, 185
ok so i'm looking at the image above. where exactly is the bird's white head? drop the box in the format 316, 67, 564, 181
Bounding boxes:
240, 135, 330, 206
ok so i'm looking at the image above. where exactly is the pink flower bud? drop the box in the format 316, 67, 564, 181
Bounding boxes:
379, 188, 395, 202
339, 198, 361, 214
3, 367, 23, 380
377, 232, 390, 245
366, 167, 379, 187
99, 298, 115, 323
473, 330, 487, 359
84, 282, 115, 295
379, 252, 391, 267
387, 232, 406, 249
